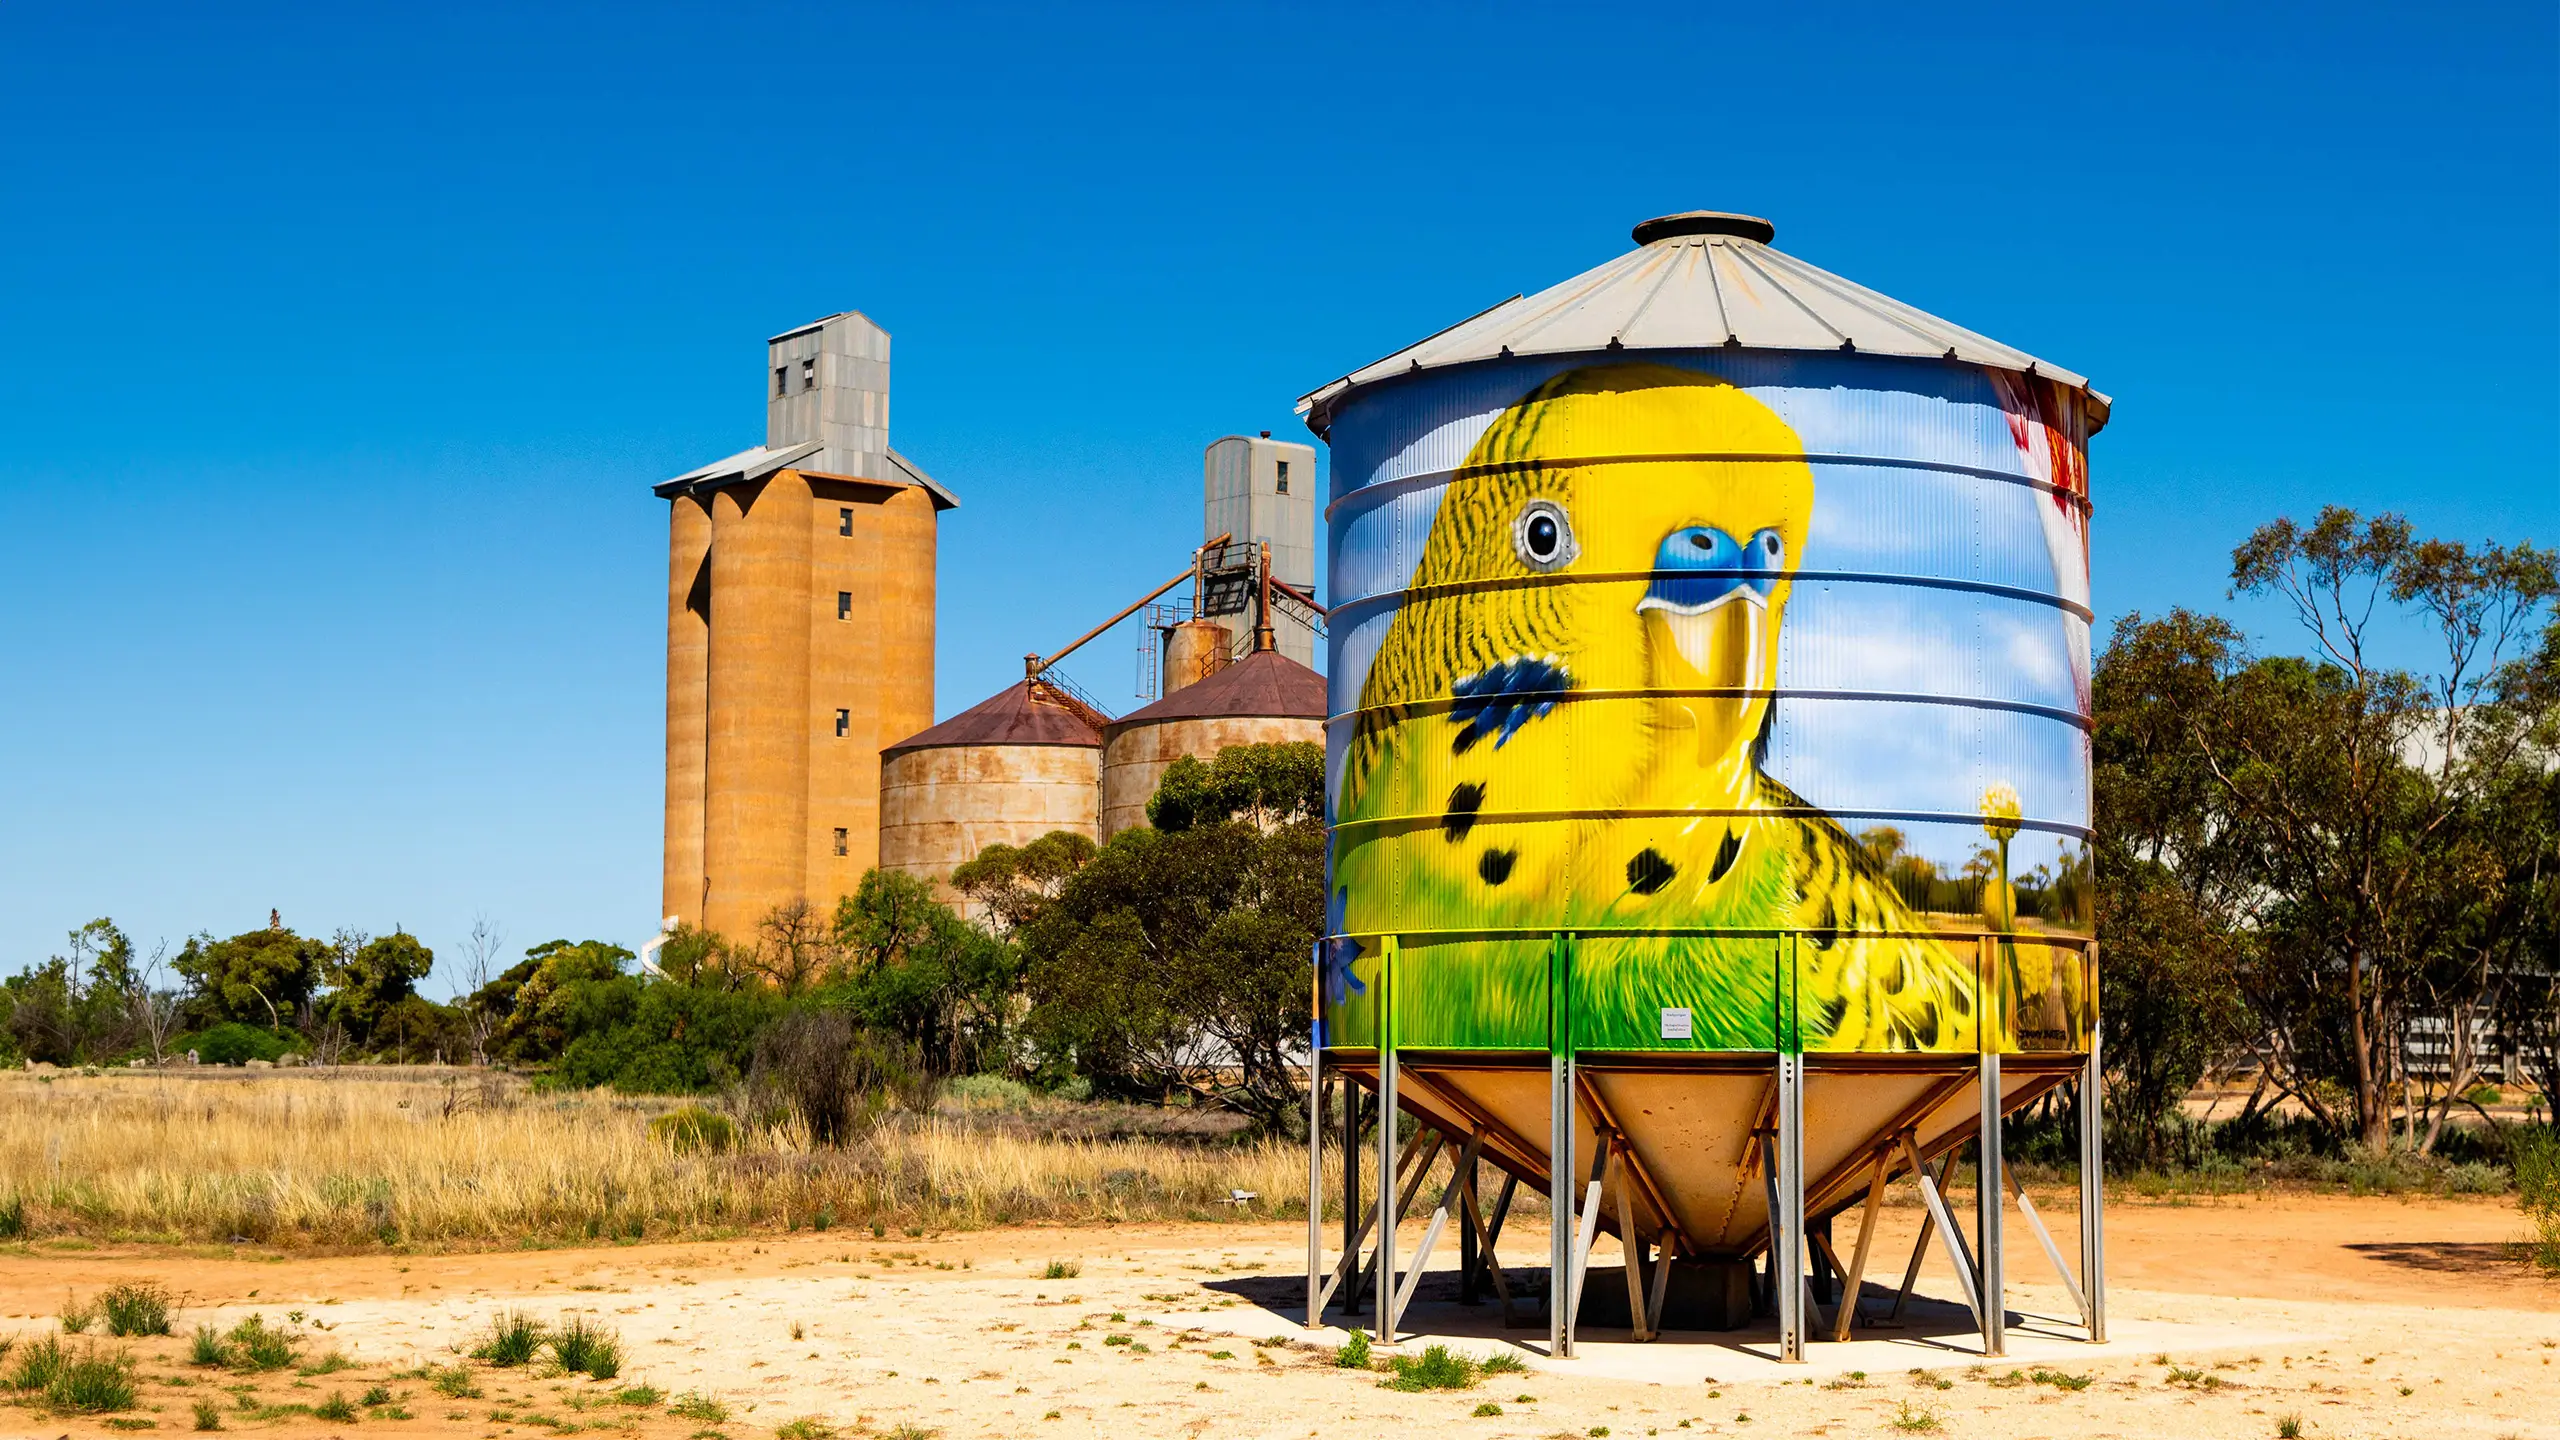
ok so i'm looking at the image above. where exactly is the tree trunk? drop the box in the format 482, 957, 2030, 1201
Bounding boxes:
2349, 943, 2389, 1150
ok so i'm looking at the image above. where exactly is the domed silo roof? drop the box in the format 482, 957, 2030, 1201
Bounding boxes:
1098, 650, 1325, 838
880, 679, 1108, 913
1297, 209, 2108, 437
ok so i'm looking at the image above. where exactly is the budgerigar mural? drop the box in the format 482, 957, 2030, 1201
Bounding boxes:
1324, 360, 2094, 1055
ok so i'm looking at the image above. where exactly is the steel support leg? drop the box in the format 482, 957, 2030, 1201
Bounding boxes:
1977, 1050, 2005, 1358
2080, 1032, 2107, 1343
1776, 1049, 1806, 1363
1340, 1081, 1362, 1315
1376, 979, 1399, 1343
1305, 1032, 1323, 1328
1550, 933, 1576, 1358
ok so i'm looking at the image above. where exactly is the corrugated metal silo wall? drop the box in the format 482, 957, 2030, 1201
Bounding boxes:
1320, 353, 2094, 1055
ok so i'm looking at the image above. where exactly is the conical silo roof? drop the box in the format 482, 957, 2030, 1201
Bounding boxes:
882, 679, 1106, 757
1296, 209, 2107, 436
1104, 650, 1325, 732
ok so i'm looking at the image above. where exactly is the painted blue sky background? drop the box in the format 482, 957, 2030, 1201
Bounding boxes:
1, 2, 2551, 990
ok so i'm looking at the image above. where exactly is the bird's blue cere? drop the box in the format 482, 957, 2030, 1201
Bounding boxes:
1449, 655, 1573, 753
1643, 525, 1785, 612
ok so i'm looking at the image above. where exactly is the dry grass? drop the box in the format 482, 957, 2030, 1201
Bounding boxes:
0, 1071, 1423, 1250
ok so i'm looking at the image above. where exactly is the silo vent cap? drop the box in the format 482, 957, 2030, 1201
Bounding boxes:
1632, 210, 1775, 246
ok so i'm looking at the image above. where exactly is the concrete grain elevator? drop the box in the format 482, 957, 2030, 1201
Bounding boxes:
658, 313, 956, 942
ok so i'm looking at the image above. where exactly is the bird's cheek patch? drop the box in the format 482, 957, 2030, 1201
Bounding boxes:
1441, 783, 1485, 844
1477, 848, 1518, 886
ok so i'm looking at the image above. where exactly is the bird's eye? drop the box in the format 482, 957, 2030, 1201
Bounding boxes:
1757, 530, 1784, 562
1513, 500, 1577, 572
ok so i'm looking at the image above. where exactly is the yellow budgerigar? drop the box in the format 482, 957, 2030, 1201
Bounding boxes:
1330, 363, 1999, 1053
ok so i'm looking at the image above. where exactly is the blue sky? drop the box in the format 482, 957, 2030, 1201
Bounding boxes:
1, 2, 2551, 990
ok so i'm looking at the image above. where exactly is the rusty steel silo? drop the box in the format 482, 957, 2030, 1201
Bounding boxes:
1301, 211, 2105, 1363
878, 677, 1107, 915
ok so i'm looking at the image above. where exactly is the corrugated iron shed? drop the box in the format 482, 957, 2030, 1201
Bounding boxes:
883, 679, 1106, 757
1297, 210, 2107, 437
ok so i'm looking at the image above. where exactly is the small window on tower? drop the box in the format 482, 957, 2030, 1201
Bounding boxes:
832, 828, 848, 857
1276, 459, 1290, 495
801, 357, 817, 391
835, 708, 850, 737
838, 591, 853, 620
775, 366, 789, 398
839, 507, 854, 536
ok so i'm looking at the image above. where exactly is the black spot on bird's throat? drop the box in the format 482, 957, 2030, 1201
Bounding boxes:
1442, 783, 1485, 843
1477, 848, 1517, 886
1708, 830, 1741, 883
1626, 848, 1675, 895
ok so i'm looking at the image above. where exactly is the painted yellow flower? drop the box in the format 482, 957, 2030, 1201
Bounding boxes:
1979, 783, 2023, 842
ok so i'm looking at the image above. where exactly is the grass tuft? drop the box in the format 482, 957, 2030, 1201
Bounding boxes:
2275, 1415, 2303, 1439
312, 1391, 357, 1422
1891, 1401, 1943, 1432
549, 1315, 621, 1379
670, 1391, 730, 1423
191, 1398, 223, 1430
99, 1283, 174, 1337
1472, 1401, 1503, 1417
471, 1309, 545, 1367
427, 1364, 482, 1398
1381, 1344, 1479, 1392
1042, 1259, 1082, 1280
8, 1334, 66, 1391
223, 1315, 296, 1371
614, 1384, 664, 1407
59, 1290, 99, 1334
1333, 1328, 1370, 1369
45, 1343, 139, 1412
775, 1420, 838, 1439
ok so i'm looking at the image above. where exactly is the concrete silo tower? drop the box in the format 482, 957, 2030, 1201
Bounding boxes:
658, 313, 958, 943
1195, 433, 1320, 670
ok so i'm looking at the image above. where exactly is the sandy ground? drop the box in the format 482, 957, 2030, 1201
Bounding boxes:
1, 1192, 2553, 1439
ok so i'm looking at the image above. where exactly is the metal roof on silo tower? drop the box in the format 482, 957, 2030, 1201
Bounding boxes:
1104, 649, 1326, 729
1297, 210, 2107, 436
881, 679, 1107, 756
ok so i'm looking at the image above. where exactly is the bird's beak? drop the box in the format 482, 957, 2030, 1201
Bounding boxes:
1639, 588, 1768, 708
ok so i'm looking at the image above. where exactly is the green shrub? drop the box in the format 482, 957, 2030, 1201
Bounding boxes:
775, 1420, 838, 1440
8, 1334, 65, 1390
98, 1283, 174, 1337
187, 1326, 228, 1367
1333, 1328, 1370, 1369
471, 1310, 545, 1367
1382, 1344, 1477, 1392
647, 1106, 736, 1155
183, 1023, 293, 1067
1041, 1259, 1080, 1280
313, 1391, 357, 1421
2275, 1414, 2303, 1439
1473, 1402, 1503, 1417
224, 1315, 297, 1371
614, 1384, 663, 1407
1479, 1352, 1527, 1375
45, 1344, 138, 1412
0, 1192, 26, 1240
359, 1384, 392, 1406
428, 1364, 482, 1399
549, 1316, 621, 1379
192, 1397, 223, 1430
299, 1350, 354, 1374
2515, 1127, 2560, 1272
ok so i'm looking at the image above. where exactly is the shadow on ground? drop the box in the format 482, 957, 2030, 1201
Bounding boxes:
2344, 1240, 2533, 1275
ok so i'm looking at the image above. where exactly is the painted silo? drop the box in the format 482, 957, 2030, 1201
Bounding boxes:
1098, 648, 1326, 839
878, 678, 1105, 913
1302, 212, 2105, 1359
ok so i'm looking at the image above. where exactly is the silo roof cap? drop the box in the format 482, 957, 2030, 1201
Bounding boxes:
1297, 209, 2108, 436
1104, 650, 1326, 734
882, 679, 1106, 757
